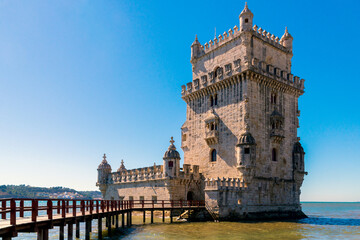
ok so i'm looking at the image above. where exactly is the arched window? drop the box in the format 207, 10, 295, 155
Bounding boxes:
272, 148, 277, 162
211, 149, 217, 162
214, 94, 218, 106
210, 96, 214, 107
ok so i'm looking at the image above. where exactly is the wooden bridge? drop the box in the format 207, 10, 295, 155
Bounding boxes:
0, 198, 206, 240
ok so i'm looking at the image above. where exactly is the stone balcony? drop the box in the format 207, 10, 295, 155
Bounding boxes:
205, 130, 219, 145
270, 129, 284, 143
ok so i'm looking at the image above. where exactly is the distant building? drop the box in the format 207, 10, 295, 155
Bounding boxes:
97, 3, 307, 220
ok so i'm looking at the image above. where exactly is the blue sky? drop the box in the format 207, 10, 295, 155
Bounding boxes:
0, 0, 359, 201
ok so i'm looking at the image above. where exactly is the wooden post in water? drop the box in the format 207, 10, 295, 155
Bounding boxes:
75, 222, 80, 238
151, 210, 154, 224
170, 210, 173, 223
162, 210, 165, 222
115, 214, 119, 228
68, 223, 73, 240
38, 228, 49, 240
59, 225, 64, 240
107, 216, 111, 236
98, 217, 102, 240
121, 213, 125, 228
143, 211, 146, 224
85, 220, 91, 240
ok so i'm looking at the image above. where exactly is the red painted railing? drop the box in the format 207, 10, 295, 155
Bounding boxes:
0, 199, 205, 226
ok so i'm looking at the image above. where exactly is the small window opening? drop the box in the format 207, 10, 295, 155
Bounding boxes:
245, 18, 248, 23
214, 94, 218, 105
271, 93, 277, 104
210, 96, 214, 107
211, 149, 217, 162
244, 148, 250, 154
272, 148, 277, 162
152, 196, 157, 204
168, 161, 173, 168
211, 123, 214, 130
139, 196, 144, 201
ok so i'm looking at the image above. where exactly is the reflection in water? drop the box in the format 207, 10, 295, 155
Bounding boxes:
15, 202, 360, 240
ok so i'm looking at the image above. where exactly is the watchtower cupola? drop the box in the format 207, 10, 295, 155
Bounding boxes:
97, 154, 112, 184
293, 140, 305, 172
239, 2, 253, 32
163, 137, 181, 178
191, 35, 204, 62
280, 27, 293, 51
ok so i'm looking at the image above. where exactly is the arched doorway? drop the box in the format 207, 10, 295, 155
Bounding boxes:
187, 191, 194, 201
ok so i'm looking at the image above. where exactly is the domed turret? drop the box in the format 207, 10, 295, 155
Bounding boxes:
97, 154, 112, 196
117, 159, 126, 172
237, 131, 256, 146
239, 2, 254, 32
163, 137, 181, 178
191, 35, 203, 62
280, 27, 293, 50
163, 137, 181, 160
236, 132, 256, 182
293, 140, 305, 172
98, 153, 112, 171
293, 141, 304, 154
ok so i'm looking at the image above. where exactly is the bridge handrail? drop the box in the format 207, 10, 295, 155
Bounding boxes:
0, 198, 205, 226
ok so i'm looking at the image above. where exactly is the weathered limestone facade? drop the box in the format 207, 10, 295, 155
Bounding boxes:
97, 3, 307, 220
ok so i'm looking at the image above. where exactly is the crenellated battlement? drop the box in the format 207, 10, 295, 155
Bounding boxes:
110, 165, 164, 183
181, 61, 304, 100
204, 177, 246, 190
195, 24, 289, 62
252, 25, 287, 51
107, 163, 201, 184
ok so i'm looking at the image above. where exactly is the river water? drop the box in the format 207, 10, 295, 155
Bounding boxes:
15, 202, 360, 240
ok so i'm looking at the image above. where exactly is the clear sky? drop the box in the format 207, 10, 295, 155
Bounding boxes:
0, 0, 359, 201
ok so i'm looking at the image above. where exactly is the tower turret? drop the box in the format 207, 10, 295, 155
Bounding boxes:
280, 27, 293, 50
163, 137, 181, 178
236, 131, 256, 182
239, 2, 253, 32
292, 140, 305, 172
97, 154, 112, 197
117, 159, 126, 172
191, 35, 203, 62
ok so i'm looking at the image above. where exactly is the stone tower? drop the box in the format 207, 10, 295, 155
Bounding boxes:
181, 3, 307, 219
96, 154, 112, 196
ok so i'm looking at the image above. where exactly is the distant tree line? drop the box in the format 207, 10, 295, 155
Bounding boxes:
0, 185, 102, 199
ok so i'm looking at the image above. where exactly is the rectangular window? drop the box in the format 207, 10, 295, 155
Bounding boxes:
168, 161, 173, 168
129, 196, 134, 201
152, 196, 157, 204
244, 148, 250, 154
139, 196, 144, 201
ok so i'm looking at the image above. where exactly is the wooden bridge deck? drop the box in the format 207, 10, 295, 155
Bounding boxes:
0, 199, 206, 240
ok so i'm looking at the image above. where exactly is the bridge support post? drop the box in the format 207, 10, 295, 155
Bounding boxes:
75, 222, 80, 238
68, 223, 73, 240
130, 211, 132, 226
121, 213, 125, 228
151, 210, 154, 224
85, 220, 91, 240
143, 211, 146, 224
170, 210, 173, 223
3, 236, 12, 240
37, 228, 49, 240
162, 210, 165, 222
59, 225, 64, 240
115, 214, 119, 228
107, 216, 111, 236
98, 217, 102, 240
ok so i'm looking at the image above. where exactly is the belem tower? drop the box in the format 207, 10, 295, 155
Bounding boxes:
97, 3, 308, 220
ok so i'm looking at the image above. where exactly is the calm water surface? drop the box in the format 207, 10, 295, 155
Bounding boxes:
16, 202, 360, 240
